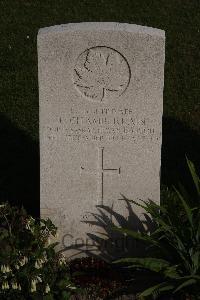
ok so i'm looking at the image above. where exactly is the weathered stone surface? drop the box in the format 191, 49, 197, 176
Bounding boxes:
38, 22, 165, 257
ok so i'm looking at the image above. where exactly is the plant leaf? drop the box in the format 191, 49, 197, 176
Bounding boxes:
139, 282, 174, 298
173, 186, 193, 226
114, 257, 171, 273
174, 278, 196, 293
186, 156, 200, 197
112, 226, 159, 247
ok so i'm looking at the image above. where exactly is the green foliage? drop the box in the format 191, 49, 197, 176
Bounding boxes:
0, 203, 77, 300
113, 158, 200, 299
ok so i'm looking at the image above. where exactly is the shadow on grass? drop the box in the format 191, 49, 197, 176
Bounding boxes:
162, 116, 200, 190
0, 113, 39, 217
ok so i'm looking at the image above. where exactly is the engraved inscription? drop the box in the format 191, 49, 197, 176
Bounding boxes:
46, 107, 160, 144
80, 147, 121, 205
73, 46, 131, 102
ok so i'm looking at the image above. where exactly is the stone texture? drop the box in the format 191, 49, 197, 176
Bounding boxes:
38, 22, 165, 257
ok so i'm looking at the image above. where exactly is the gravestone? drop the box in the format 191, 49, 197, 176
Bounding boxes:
38, 22, 165, 257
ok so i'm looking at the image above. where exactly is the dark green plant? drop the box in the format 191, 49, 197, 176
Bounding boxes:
113, 158, 200, 300
0, 203, 77, 300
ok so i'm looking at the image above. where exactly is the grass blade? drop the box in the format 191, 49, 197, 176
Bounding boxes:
186, 156, 200, 197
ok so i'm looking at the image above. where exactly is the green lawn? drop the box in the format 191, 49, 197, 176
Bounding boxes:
0, 0, 199, 212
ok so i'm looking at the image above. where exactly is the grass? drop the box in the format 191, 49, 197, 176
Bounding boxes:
0, 0, 199, 140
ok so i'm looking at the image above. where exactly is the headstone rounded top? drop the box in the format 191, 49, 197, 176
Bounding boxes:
38, 22, 165, 38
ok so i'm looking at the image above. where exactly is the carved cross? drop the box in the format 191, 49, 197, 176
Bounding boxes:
80, 147, 121, 205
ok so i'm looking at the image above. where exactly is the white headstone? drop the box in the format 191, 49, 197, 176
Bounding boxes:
38, 22, 165, 256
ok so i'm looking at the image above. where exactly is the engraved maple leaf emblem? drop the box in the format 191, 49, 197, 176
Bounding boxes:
73, 47, 130, 102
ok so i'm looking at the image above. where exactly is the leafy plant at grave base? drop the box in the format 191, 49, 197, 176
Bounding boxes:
0, 202, 77, 300
113, 158, 200, 300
